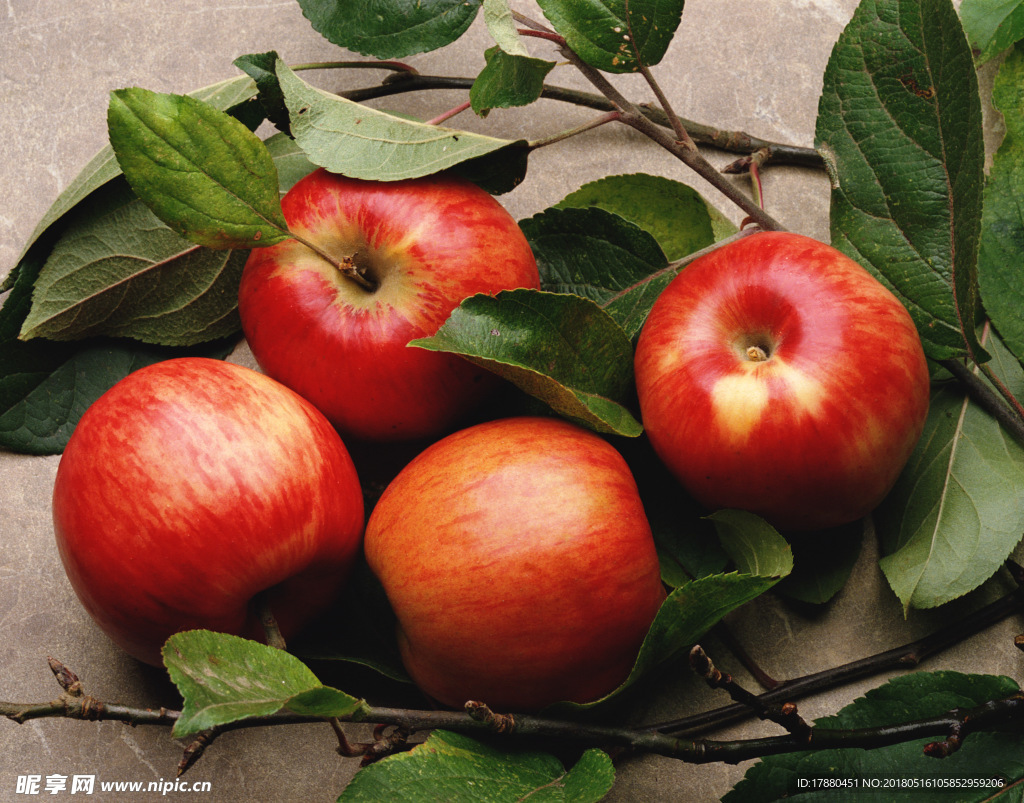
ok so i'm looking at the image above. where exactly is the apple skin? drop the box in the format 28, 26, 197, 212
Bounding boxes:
364, 416, 666, 711
238, 169, 540, 443
52, 357, 365, 666
634, 231, 931, 532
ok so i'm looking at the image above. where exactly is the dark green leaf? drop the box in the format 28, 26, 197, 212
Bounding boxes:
277, 61, 529, 186
961, 0, 1024, 63
725, 672, 1024, 802
296, 0, 482, 59
18, 134, 313, 348
876, 333, 1024, 610
19, 183, 246, 346
559, 535, 791, 711
776, 522, 865, 605
554, 172, 734, 260
163, 630, 368, 739
815, 0, 986, 361
410, 289, 642, 437
338, 730, 614, 802
520, 207, 670, 340
979, 43, 1024, 367
233, 51, 291, 134
108, 88, 290, 250
537, 0, 686, 73
471, 48, 556, 116
0, 338, 234, 456
483, 0, 530, 56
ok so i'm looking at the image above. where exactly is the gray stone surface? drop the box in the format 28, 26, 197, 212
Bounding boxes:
1, 1, 1021, 801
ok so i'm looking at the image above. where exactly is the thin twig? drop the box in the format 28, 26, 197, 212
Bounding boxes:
650, 568, 1024, 736
940, 358, 1024, 447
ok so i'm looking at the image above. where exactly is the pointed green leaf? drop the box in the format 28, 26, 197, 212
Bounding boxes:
296, 0, 481, 59
483, 0, 530, 56
876, 334, 1024, 610
537, 0, 686, 73
339, 731, 614, 802
410, 289, 641, 437
277, 61, 529, 187
233, 51, 291, 134
108, 88, 290, 250
815, 0, 986, 361
978, 43, 1024, 367
726, 672, 1024, 802
961, 0, 1024, 63
706, 510, 794, 579
163, 630, 368, 739
520, 207, 670, 340
470, 48, 556, 116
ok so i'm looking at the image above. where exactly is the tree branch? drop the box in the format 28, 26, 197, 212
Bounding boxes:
337, 75, 823, 169
650, 568, 1024, 736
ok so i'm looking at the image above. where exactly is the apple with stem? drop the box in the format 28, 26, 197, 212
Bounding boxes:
52, 357, 365, 665
238, 168, 540, 443
364, 416, 667, 711
634, 231, 931, 532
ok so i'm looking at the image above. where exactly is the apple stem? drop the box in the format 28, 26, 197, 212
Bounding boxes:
290, 232, 378, 292
746, 345, 769, 362
253, 593, 288, 651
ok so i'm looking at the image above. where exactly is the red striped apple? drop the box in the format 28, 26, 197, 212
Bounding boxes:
634, 231, 930, 532
238, 169, 540, 442
364, 416, 666, 711
52, 357, 365, 665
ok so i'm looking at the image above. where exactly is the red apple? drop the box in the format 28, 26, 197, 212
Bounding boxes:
238, 169, 540, 442
52, 357, 365, 665
364, 416, 666, 711
634, 231, 930, 532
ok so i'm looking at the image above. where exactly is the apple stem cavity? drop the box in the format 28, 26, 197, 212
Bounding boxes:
290, 231, 379, 293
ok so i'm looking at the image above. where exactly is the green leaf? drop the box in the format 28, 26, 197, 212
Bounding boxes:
470, 48, 556, 116
979, 44, 1024, 367
483, 0, 530, 56
233, 51, 291, 135
961, 0, 1024, 63
108, 88, 290, 250
537, 0, 686, 73
725, 672, 1024, 802
19, 134, 314, 348
520, 207, 670, 340
876, 334, 1024, 610
339, 730, 614, 802
775, 522, 866, 605
706, 510, 794, 579
296, 0, 482, 59
7, 74, 258, 278
815, 0, 986, 362
410, 289, 642, 437
277, 61, 529, 189
163, 630, 368, 740
555, 172, 734, 261
559, 530, 791, 711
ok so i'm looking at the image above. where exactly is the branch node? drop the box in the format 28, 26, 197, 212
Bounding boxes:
361, 724, 410, 766
465, 701, 516, 734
